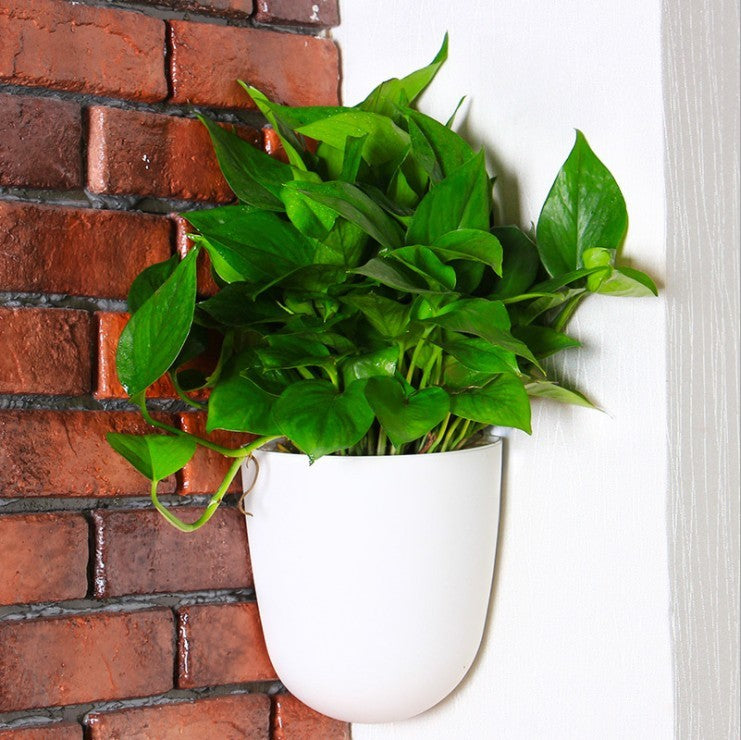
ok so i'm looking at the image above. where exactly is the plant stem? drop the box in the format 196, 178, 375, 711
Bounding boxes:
427, 413, 451, 454
439, 416, 463, 452
376, 427, 387, 455
419, 347, 442, 389
149, 435, 281, 532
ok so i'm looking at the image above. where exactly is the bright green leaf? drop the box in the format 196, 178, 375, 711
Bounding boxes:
107, 433, 196, 481
451, 375, 532, 433
207, 372, 282, 436
127, 256, 178, 313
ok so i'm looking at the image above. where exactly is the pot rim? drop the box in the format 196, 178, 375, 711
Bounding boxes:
250, 437, 502, 464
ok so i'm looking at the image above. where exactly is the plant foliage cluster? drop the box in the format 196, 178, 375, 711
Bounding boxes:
108, 36, 657, 531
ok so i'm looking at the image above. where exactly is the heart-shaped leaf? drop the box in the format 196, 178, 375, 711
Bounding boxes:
365, 376, 450, 447
451, 375, 532, 433
207, 371, 282, 436
107, 433, 196, 482
272, 380, 375, 460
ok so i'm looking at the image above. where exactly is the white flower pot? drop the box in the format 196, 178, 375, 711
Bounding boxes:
243, 439, 503, 724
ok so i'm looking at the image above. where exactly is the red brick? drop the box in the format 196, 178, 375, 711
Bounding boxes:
0, 202, 171, 299
87, 107, 260, 202
177, 602, 276, 688
92, 507, 250, 598
273, 694, 350, 740
178, 412, 253, 495
0, 0, 166, 102
262, 126, 290, 164
0, 308, 91, 396
255, 0, 340, 27
0, 94, 81, 190
87, 693, 270, 739
169, 22, 340, 110
0, 513, 88, 606
0, 609, 174, 712
174, 215, 221, 296
128, 0, 252, 17
0, 410, 177, 497
0, 723, 82, 740
95, 312, 178, 400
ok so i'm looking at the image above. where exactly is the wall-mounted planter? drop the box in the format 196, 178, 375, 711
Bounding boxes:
243, 440, 502, 723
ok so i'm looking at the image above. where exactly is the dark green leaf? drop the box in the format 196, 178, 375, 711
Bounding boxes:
512, 325, 581, 358
451, 375, 532, 433
341, 347, 398, 386
436, 334, 519, 374
431, 228, 503, 274
536, 131, 628, 276
293, 181, 404, 248
198, 284, 289, 326
389, 246, 457, 291
117, 249, 198, 396
342, 292, 411, 338
365, 376, 449, 447
489, 227, 540, 298
406, 108, 474, 181
272, 379, 375, 460
207, 372, 282, 435
353, 257, 437, 294
198, 115, 292, 210
107, 433, 196, 481
256, 334, 332, 370
127, 256, 178, 313
407, 151, 491, 244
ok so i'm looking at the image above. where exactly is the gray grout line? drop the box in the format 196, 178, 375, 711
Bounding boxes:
0, 586, 255, 622
0, 681, 285, 729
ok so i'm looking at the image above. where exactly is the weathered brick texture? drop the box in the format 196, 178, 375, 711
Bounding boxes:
255, 0, 340, 27
87, 693, 270, 739
272, 693, 351, 740
0, 0, 167, 101
0, 723, 82, 739
0, 410, 176, 497
0, 94, 82, 190
177, 603, 276, 688
0, 202, 171, 299
0, 609, 174, 712
87, 107, 260, 202
169, 22, 340, 109
0, 308, 91, 396
92, 507, 251, 598
0, 513, 88, 606
178, 412, 253, 495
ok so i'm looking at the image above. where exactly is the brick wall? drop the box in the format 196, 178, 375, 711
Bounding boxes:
0, 1, 348, 737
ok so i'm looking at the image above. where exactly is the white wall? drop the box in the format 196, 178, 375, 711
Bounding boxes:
334, 2, 673, 738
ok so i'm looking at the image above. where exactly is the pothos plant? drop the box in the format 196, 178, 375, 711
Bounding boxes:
107, 36, 657, 532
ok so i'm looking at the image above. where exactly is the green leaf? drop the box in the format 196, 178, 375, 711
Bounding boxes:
436, 334, 519, 374
582, 247, 658, 296
359, 34, 448, 117
431, 228, 503, 275
341, 347, 398, 386
297, 111, 410, 168
423, 299, 542, 368
406, 108, 474, 181
489, 227, 540, 298
353, 257, 439, 294
342, 292, 411, 338
451, 375, 532, 433
186, 207, 315, 283
117, 249, 198, 396
340, 134, 367, 182
407, 151, 491, 244
365, 376, 450, 447
198, 284, 289, 326
207, 372, 282, 436
272, 379, 375, 460
256, 334, 332, 370
512, 325, 581, 358
107, 433, 196, 481
128, 256, 178, 313
389, 246, 457, 291
525, 380, 595, 408
281, 184, 338, 240
443, 356, 493, 390
198, 116, 292, 210
292, 181, 404, 248
536, 131, 628, 276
